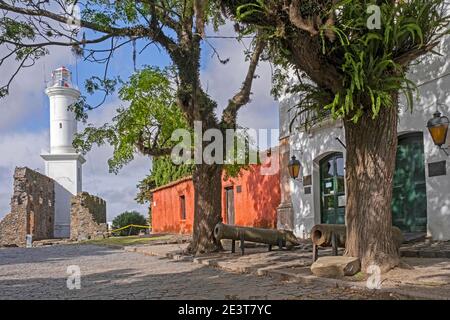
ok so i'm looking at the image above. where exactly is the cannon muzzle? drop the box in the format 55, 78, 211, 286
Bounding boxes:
311, 224, 404, 249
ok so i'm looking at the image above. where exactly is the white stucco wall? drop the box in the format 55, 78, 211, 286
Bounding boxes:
53, 182, 72, 238
44, 158, 82, 195
46, 87, 80, 154
289, 121, 346, 238
43, 157, 84, 238
396, 113, 450, 240
396, 36, 450, 240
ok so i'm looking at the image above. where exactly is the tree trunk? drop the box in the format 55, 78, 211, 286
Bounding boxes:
344, 97, 400, 273
174, 36, 224, 255
188, 163, 223, 254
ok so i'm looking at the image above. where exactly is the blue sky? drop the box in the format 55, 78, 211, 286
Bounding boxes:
0, 23, 280, 221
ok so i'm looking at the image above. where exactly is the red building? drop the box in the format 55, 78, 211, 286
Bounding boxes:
151, 155, 280, 233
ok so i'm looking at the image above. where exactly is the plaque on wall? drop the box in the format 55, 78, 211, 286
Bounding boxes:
304, 186, 312, 194
303, 175, 312, 186
236, 185, 242, 193
338, 195, 346, 207
428, 161, 447, 177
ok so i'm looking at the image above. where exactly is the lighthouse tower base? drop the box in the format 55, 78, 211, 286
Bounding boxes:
41, 153, 85, 238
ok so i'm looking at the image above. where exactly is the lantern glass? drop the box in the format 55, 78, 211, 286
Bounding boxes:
427, 111, 449, 147
288, 156, 300, 179
428, 125, 448, 146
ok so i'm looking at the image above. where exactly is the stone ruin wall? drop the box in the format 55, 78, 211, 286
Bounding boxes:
0, 168, 108, 246
70, 192, 107, 241
0, 167, 55, 246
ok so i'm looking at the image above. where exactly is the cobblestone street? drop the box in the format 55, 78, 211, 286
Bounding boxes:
0, 244, 402, 300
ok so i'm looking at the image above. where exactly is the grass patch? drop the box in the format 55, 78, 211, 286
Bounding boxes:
81, 235, 173, 247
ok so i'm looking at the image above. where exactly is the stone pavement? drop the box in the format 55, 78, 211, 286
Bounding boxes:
126, 242, 450, 300
0, 244, 404, 300
400, 240, 450, 258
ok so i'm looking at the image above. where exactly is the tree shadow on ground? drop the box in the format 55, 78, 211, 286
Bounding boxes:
0, 245, 122, 266
0, 262, 287, 300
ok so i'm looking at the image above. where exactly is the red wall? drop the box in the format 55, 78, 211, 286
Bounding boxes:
221, 162, 280, 229
151, 161, 280, 234
151, 177, 195, 234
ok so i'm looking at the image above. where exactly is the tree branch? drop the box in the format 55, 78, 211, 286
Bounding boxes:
285, 0, 319, 36
394, 42, 440, 66
136, 134, 172, 157
221, 34, 266, 126
0, 0, 179, 53
0, 33, 114, 48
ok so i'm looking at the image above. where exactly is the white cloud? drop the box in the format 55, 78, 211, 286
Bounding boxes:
0, 131, 48, 217
82, 144, 151, 222
0, 127, 151, 221
79, 99, 152, 221
0, 46, 73, 133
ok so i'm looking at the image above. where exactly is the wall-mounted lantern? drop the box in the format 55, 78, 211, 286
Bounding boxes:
288, 156, 301, 180
427, 109, 449, 156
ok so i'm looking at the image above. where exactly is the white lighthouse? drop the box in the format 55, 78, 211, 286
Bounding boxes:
41, 66, 85, 238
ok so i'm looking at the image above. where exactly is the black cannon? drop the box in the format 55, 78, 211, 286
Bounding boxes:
214, 222, 300, 255
310, 224, 404, 261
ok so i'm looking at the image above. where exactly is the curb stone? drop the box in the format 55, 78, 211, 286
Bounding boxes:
264, 269, 445, 300
124, 246, 194, 262
85, 243, 125, 250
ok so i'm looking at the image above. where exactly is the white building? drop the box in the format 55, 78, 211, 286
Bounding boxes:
41, 67, 85, 238
278, 39, 450, 241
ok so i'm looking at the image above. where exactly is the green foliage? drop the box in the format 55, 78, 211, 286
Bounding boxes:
135, 156, 194, 205
82, 0, 143, 26
236, 0, 267, 21
112, 211, 148, 236
231, 0, 449, 123
321, 0, 446, 122
135, 129, 261, 207
74, 66, 188, 173
1, 17, 35, 41
149, 157, 194, 189
79, 0, 225, 33
222, 128, 261, 179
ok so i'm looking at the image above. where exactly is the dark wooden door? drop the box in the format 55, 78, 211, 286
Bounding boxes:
392, 133, 427, 233
180, 195, 186, 220
320, 153, 345, 224
225, 187, 235, 225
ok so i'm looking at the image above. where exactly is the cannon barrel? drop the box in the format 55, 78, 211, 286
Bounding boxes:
311, 224, 346, 247
311, 224, 404, 248
214, 222, 299, 247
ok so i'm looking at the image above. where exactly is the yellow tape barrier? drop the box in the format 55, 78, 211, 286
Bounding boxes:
110, 224, 151, 233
